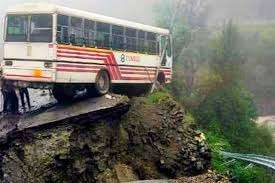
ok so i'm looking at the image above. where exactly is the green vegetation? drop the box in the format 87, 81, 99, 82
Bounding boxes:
155, 1, 275, 182
147, 90, 172, 104
192, 23, 275, 183
205, 122, 274, 183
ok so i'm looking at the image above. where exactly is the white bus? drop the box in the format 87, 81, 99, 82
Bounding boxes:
2, 3, 173, 102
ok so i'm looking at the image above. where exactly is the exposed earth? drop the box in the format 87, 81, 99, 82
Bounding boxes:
0, 91, 229, 182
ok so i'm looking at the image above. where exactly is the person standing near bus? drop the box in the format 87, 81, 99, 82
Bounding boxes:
19, 86, 31, 111
5, 80, 19, 115
0, 79, 8, 114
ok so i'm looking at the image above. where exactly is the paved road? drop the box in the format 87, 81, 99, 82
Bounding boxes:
0, 89, 55, 113
0, 92, 127, 140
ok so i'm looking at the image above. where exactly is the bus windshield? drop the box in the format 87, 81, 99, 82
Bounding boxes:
6, 14, 52, 43
6, 15, 28, 42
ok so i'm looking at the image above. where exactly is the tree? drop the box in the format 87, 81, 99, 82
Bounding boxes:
193, 22, 273, 155
155, 0, 209, 60
155, 0, 211, 101
210, 21, 246, 85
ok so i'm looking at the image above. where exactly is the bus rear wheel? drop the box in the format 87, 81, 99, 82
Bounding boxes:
52, 85, 77, 103
87, 70, 110, 96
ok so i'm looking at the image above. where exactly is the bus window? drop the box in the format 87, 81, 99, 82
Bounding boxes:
70, 17, 83, 46
147, 32, 158, 55
125, 28, 137, 52
138, 30, 146, 53
112, 25, 124, 50
57, 15, 69, 44
84, 19, 95, 47
96, 22, 110, 48
6, 15, 28, 42
30, 14, 52, 42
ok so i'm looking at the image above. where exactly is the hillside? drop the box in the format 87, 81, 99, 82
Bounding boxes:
0, 92, 220, 182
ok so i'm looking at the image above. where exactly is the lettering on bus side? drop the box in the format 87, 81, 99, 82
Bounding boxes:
120, 54, 140, 63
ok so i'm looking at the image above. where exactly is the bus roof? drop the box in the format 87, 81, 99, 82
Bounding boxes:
7, 3, 170, 35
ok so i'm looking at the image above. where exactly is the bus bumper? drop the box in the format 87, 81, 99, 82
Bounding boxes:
1, 60, 56, 89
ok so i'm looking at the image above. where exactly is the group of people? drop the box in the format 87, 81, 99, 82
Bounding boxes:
0, 79, 31, 115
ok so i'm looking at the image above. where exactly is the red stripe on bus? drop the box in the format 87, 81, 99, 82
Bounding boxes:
57, 56, 116, 80
57, 64, 103, 69
107, 54, 119, 80
56, 45, 172, 82
120, 67, 157, 71
57, 46, 113, 55
58, 46, 121, 80
119, 68, 156, 72
121, 71, 156, 75
57, 50, 120, 80
57, 50, 107, 58
56, 68, 99, 73
57, 54, 107, 61
160, 68, 172, 71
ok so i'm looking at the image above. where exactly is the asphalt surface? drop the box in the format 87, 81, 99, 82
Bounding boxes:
0, 89, 55, 138
0, 89, 56, 113
0, 89, 127, 139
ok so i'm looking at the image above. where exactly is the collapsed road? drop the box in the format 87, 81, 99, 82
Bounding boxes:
0, 92, 129, 142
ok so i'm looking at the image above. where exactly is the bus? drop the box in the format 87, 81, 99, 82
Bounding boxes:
2, 3, 173, 102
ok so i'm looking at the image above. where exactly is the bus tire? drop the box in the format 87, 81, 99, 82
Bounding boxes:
87, 70, 110, 96
52, 85, 76, 103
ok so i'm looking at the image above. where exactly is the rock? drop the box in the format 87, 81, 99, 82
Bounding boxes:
177, 127, 184, 133
114, 164, 138, 183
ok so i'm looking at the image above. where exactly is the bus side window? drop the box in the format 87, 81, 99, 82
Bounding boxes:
147, 32, 158, 55
96, 22, 110, 48
112, 25, 124, 50
84, 19, 95, 47
125, 28, 137, 52
70, 17, 83, 46
138, 31, 146, 53
57, 15, 69, 44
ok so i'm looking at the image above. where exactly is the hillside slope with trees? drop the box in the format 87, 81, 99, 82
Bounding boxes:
155, 0, 275, 182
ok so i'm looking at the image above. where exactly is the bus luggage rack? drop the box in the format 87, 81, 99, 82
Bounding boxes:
221, 151, 275, 170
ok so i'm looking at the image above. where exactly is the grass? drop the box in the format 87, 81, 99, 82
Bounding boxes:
147, 90, 172, 104
204, 122, 275, 183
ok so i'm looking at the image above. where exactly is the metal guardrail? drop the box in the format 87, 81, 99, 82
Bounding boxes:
221, 151, 275, 170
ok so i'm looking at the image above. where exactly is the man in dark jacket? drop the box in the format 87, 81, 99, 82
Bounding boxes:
19, 87, 31, 111
0, 79, 8, 113
3, 80, 19, 115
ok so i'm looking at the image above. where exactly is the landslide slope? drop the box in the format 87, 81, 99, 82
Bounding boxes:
0, 92, 211, 183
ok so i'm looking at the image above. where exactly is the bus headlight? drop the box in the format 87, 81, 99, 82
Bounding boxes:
5, 61, 13, 66
44, 62, 53, 68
